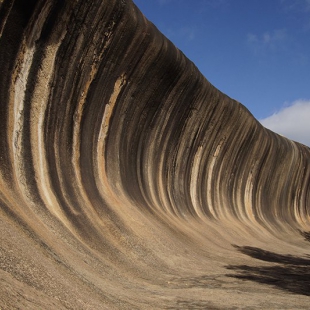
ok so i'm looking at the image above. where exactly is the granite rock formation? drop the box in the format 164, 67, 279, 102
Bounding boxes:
0, 0, 309, 309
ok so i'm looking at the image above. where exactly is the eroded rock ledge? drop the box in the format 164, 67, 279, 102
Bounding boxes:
0, 1, 309, 309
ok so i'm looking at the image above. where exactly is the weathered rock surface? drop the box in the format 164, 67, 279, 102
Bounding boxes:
0, 0, 309, 309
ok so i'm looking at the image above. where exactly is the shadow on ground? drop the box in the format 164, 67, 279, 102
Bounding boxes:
226, 236, 310, 296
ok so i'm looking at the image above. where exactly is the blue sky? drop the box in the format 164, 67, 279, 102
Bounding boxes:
133, 0, 310, 146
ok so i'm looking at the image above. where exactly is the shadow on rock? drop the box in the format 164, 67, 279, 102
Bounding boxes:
166, 299, 225, 310
299, 230, 310, 242
226, 245, 310, 296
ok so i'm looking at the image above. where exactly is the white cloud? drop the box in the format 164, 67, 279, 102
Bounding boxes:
247, 29, 287, 54
180, 26, 196, 41
259, 100, 310, 147
157, 0, 173, 5
247, 33, 258, 43
199, 0, 229, 8
160, 24, 196, 43
281, 0, 310, 12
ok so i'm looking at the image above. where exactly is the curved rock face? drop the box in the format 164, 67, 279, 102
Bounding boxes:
0, 1, 310, 309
